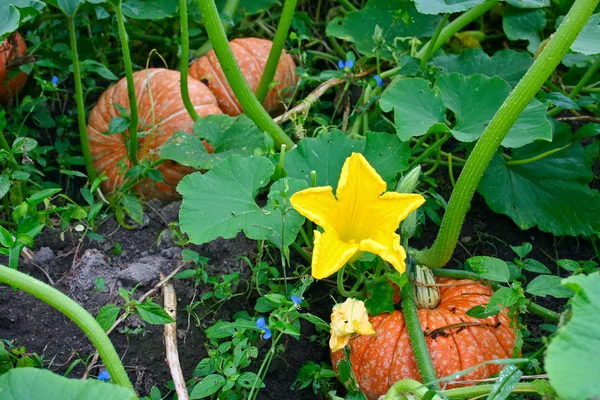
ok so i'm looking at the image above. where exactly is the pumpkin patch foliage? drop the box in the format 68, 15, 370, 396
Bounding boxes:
1, 0, 599, 399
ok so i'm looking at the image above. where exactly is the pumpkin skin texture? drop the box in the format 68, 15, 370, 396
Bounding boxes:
0, 32, 28, 102
87, 68, 222, 201
331, 278, 516, 400
189, 37, 297, 116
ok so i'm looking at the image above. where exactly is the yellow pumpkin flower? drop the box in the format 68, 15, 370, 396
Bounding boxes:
290, 152, 425, 279
329, 298, 375, 352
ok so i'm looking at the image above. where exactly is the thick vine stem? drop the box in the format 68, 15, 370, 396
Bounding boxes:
67, 17, 97, 181
382, 379, 540, 399
381, 379, 435, 400
416, 0, 499, 59
0, 265, 136, 395
114, 2, 140, 166
255, 0, 298, 103
180, 0, 201, 121
194, 0, 294, 148
431, 269, 560, 322
400, 284, 440, 390
192, 0, 240, 58
413, 0, 600, 268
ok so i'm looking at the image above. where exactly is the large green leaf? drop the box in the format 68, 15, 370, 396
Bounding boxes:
379, 78, 448, 141
326, 0, 440, 59
0, 368, 135, 400
122, 0, 178, 19
478, 123, 600, 236
435, 73, 551, 147
505, 0, 549, 8
570, 13, 600, 55
413, 0, 486, 15
178, 155, 307, 249
546, 274, 600, 400
0, 5, 19, 40
160, 114, 267, 170
502, 7, 546, 53
284, 130, 410, 190
431, 48, 533, 86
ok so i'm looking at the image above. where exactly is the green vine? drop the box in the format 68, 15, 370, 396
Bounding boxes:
0, 265, 136, 396
194, 0, 295, 148
255, 0, 298, 103
67, 16, 97, 181
114, 1, 140, 166
180, 0, 201, 121
413, 0, 600, 268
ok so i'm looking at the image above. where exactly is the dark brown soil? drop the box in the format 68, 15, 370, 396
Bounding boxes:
0, 191, 596, 399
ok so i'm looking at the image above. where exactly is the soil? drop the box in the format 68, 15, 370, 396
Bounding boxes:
0, 191, 597, 399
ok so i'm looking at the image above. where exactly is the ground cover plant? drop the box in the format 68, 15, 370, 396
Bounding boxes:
1, 0, 599, 399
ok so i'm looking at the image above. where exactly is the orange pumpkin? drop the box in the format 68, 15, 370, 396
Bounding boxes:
0, 32, 28, 102
87, 68, 222, 201
331, 278, 517, 399
189, 37, 297, 116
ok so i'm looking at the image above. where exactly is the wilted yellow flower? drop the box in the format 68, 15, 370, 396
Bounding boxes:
329, 298, 375, 352
290, 153, 425, 279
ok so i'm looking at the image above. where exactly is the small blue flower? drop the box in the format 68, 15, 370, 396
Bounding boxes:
256, 317, 272, 340
338, 59, 354, 70
98, 370, 110, 382
291, 295, 302, 309
374, 75, 383, 87
51, 76, 59, 87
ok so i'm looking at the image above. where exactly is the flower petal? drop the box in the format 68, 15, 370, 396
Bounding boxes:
356, 192, 425, 239
359, 231, 408, 274
290, 186, 339, 232
330, 331, 351, 352
336, 153, 387, 239
311, 230, 359, 279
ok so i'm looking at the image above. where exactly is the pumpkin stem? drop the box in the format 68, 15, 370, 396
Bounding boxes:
0, 265, 136, 396
254, 0, 299, 104
400, 283, 441, 390
412, 265, 441, 309
413, 0, 600, 268
194, 0, 295, 149
179, 0, 201, 121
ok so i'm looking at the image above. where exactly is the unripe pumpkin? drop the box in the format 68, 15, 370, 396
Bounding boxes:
87, 68, 222, 201
0, 32, 29, 102
331, 278, 516, 400
189, 37, 297, 116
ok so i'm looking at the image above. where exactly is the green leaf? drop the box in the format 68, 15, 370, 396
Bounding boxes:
467, 287, 521, 318
0, 5, 19, 40
379, 78, 448, 141
539, 92, 580, 110
160, 114, 267, 170
325, 0, 440, 59
364, 277, 396, 315
526, 275, 574, 298
284, 130, 410, 190
120, 194, 143, 225
136, 301, 175, 325
189, 374, 225, 399
521, 259, 551, 274
54, 0, 85, 16
28, 188, 61, 205
96, 304, 121, 332
503, 7, 546, 53
0, 174, 9, 200
467, 256, 510, 282
557, 259, 580, 272
122, 0, 178, 19
414, 0, 486, 15
510, 242, 532, 258
505, 0, 549, 8
488, 365, 523, 400
546, 274, 600, 400
570, 13, 600, 55
77, 60, 118, 81
435, 73, 551, 148
431, 48, 533, 86
0, 226, 14, 248
107, 116, 129, 135
478, 123, 600, 236
178, 155, 307, 249
0, 367, 135, 399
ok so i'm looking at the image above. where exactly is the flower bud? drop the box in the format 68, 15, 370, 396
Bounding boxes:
395, 166, 421, 194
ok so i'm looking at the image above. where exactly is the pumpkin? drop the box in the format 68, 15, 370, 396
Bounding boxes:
87, 68, 222, 201
0, 32, 28, 102
189, 37, 297, 116
331, 278, 517, 400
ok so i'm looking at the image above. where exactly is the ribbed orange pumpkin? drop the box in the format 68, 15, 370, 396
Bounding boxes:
331, 278, 517, 400
189, 37, 297, 116
87, 68, 222, 201
0, 32, 28, 102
